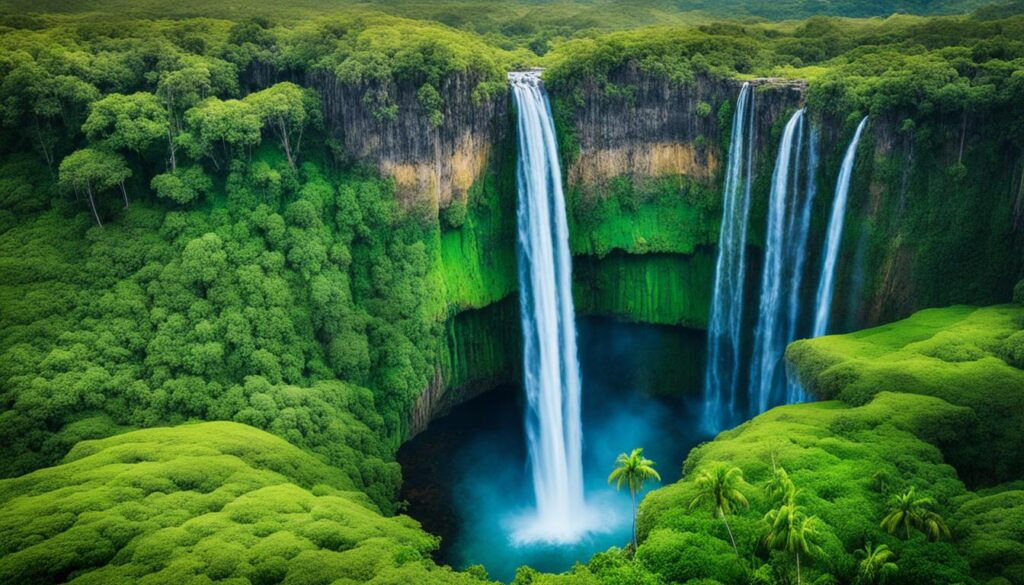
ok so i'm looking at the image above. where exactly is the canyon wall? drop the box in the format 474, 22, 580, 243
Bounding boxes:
553, 67, 805, 329
818, 109, 1024, 331
293, 64, 1024, 431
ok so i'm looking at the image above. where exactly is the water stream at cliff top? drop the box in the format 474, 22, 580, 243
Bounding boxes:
510, 70, 592, 543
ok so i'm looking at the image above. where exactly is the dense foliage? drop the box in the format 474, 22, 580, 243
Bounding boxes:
788, 304, 1024, 485
0, 422, 490, 585
0, 2, 1022, 584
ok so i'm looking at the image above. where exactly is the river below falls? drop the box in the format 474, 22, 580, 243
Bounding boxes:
398, 317, 713, 582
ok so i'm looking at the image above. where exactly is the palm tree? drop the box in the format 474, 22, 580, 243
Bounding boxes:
608, 448, 661, 549
763, 503, 823, 585
765, 465, 797, 508
880, 487, 950, 541
855, 542, 898, 585
689, 465, 749, 555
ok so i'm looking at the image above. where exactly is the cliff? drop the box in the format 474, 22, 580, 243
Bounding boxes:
552, 67, 805, 330
292, 64, 1024, 430
308, 70, 510, 212
818, 109, 1024, 330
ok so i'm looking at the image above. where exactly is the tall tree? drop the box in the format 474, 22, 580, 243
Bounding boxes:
880, 487, 950, 541
179, 97, 262, 168
763, 503, 823, 585
83, 92, 170, 165
155, 56, 240, 168
58, 148, 133, 225
0, 52, 99, 169
765, 465, 797, 508
245, 82, 321, 168
608, 448, 661, 550
689, 465, 749, 556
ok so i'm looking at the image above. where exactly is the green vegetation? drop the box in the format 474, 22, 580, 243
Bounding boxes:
787, 304, 1024, 484
0, 422, 490, 585
566, 176, 719, 258
0, 1, 1022, 583
573, 251, 715, 328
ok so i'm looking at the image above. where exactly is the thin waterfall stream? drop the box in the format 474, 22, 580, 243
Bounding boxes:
813, 117, 869, 338
702, 82, 755, 434
749, 108, 820, 415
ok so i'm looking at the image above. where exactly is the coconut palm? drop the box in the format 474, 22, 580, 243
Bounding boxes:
880, 487, 950, 541
765, 465, 797, 508
855, 542, 898, 585
608, 448, 661, 549
689, 465, 749, 555
763, 503, 823, 585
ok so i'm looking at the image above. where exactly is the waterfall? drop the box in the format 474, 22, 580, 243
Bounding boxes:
510, 71, 586, 542
812, 117, 869, 339
750, 109, 805, 415
784, 126, 819, 405
702, 83, 755, 434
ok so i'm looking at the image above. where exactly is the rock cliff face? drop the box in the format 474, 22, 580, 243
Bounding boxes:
551, 68, 805, 332
293, 64, 1023, 430
308, 70, 510, 212
819, 109, 1024, 330
562, 67, 805, 190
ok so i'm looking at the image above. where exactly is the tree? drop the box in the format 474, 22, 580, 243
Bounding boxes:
82, 92, 170, 164
156, 56, 240, 168
0, 52, 100, 169
689, 465, 749, 556
150, 165, 212, 204
179, 97, 262, 167
765, 465, 797, 508
763, 503, 823, 585
245, 82, 320, 168
58, 148, 133, 225
880, 487, 950, 541
855, 542, 898, 585
608, 448, 661, 549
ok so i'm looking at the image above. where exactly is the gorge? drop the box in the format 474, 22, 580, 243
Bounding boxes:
1, 5, 1023, 585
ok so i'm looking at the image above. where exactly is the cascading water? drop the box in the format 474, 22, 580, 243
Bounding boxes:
812, 117, 869, 339
750, 109, 805, 415
784, 126, 819, 405
510, 70, 588, 543
702, 83, 755, 434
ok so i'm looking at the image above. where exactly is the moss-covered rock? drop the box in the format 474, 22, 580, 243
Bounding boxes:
786, 304, 1024, 484
0, 422, 490, 585
573, 251, 715, 329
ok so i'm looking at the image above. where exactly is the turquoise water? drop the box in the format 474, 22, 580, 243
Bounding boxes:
399, 317, 710, 582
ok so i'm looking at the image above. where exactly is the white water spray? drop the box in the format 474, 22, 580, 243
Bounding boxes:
702, 83, 755, 434
510, 71, 591, 543
812, 117, 868, 338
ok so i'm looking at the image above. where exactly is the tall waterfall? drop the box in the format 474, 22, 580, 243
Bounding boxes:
812, 117, 869, 338
702, 83, 755, 434
510, 71, 586, 542
749, 110, 820, 415
784, 126, 819, 405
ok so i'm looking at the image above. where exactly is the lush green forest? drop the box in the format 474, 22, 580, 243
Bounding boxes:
0, 0, 1022, 583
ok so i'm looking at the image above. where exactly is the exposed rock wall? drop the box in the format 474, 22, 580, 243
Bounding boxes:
814, 109, 1024, 330
562, 67, 805, 193
307, 70, 510, 212
552, 67, 805, 331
